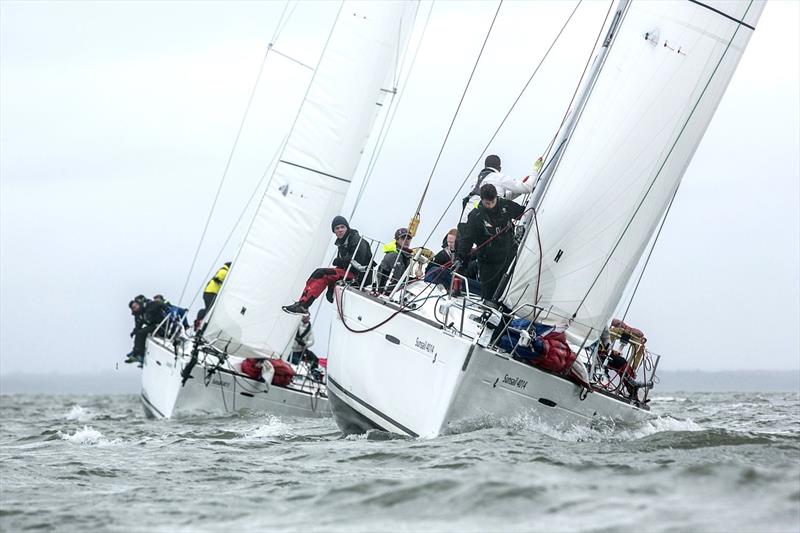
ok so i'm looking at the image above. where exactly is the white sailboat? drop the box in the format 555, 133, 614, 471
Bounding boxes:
139, 0, 418, 419
326, 0, 766, 437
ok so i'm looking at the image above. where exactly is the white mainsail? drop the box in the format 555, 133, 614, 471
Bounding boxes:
205, 1, 417, 357
506, 0, 765, 344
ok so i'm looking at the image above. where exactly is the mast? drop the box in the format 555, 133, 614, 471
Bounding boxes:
523, 0, 630, 225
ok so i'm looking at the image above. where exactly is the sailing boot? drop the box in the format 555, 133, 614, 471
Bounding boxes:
326, 284, 336, 303
282, 302, 309, 315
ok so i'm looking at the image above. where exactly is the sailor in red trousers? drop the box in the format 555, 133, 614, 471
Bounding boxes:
282, 216, 373, 315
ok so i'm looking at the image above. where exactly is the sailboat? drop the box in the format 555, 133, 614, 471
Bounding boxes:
325, 0, 766, 437
138, 0, 418, 419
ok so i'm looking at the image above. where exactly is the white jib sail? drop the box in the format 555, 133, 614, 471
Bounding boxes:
506, 0, 765, 344
205, 1, 417, 357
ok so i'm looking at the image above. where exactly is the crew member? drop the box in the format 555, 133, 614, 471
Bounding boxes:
282, 216, 372, 315
291, 315, 316, 365
459, 154, 541, 224
203, 262, 231, 312
126, 296, 167, 364
377, 228, 413, 293
455, 184, 524, 303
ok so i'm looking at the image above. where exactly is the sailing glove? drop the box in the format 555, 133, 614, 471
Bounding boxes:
332, 257, 348, 268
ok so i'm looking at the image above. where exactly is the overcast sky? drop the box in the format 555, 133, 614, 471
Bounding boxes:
1, 0, 798, 378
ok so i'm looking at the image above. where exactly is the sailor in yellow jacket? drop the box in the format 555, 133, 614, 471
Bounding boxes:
203, 262, 231, 311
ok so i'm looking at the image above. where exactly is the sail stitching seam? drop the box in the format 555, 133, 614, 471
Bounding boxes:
687, 0, 756, 31
279, 159, 352, 184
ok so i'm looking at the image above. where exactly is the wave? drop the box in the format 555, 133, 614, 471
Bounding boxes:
441, 411, 703, 443
237, 415, 292, 440
57, 426, 119, 447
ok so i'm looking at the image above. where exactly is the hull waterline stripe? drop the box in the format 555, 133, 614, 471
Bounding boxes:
279, 160, 351, 183
688, 0, 755, 30
328, 377, 419, 437
140, 392, 166, 418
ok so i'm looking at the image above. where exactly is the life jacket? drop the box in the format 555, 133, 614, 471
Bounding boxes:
462, 167, 497, 209
533, 331, 576, 374
269, 358, 295, 387
204, 265, 230, 294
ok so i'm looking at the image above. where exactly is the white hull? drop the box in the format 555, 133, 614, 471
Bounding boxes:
140, 337, 329, 419
328, 287, 649, 438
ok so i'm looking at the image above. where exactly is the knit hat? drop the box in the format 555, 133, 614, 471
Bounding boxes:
331, 215, 349, 232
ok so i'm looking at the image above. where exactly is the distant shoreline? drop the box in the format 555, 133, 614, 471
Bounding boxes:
1, 369, 797, 395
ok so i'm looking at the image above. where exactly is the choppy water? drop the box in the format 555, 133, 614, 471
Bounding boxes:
1, 392, 798, 532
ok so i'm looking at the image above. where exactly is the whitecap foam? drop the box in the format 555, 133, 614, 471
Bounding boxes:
503, 412, 703, 443
238, 415, 292, 440
650, 396, 688, 403
58, 425, 119, 446
65, 405, 93, 422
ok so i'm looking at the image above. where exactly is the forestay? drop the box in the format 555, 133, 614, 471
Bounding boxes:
205, 1, 417, 357
506, 0, 765, 344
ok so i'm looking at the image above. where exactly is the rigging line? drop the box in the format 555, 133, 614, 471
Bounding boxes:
271, 0, 293, 43
349, 0, 435, 220
202, 1, 346, 327
273, 1, 298, 42
621, 184, 680, 321
419, 1, 582, 248
543, 0, 614, 162
412, 0, 504, 220
177, 1, 293, 306
572, 0, 754, 320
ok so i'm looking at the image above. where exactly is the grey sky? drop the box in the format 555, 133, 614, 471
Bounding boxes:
1, 1, 798, 377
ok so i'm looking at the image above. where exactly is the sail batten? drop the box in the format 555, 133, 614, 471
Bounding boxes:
204, 1, 417, 357
507, 0, 765, 345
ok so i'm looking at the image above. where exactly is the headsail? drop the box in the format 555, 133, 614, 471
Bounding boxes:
506, 0, 765, 344
205, 1, 418, 357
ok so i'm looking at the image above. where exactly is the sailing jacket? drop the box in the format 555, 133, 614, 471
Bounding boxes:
132, 299, 167, 331
204, 264, 229, 294
459, 167, 536, 223
456, 198, 525, 266
427, 246, 454, 273
377, 247, 412, 293
332, 229, 372, 280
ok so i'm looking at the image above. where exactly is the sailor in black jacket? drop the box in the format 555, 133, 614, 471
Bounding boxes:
456, 184, 524, 302
283, 215, 373, 315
